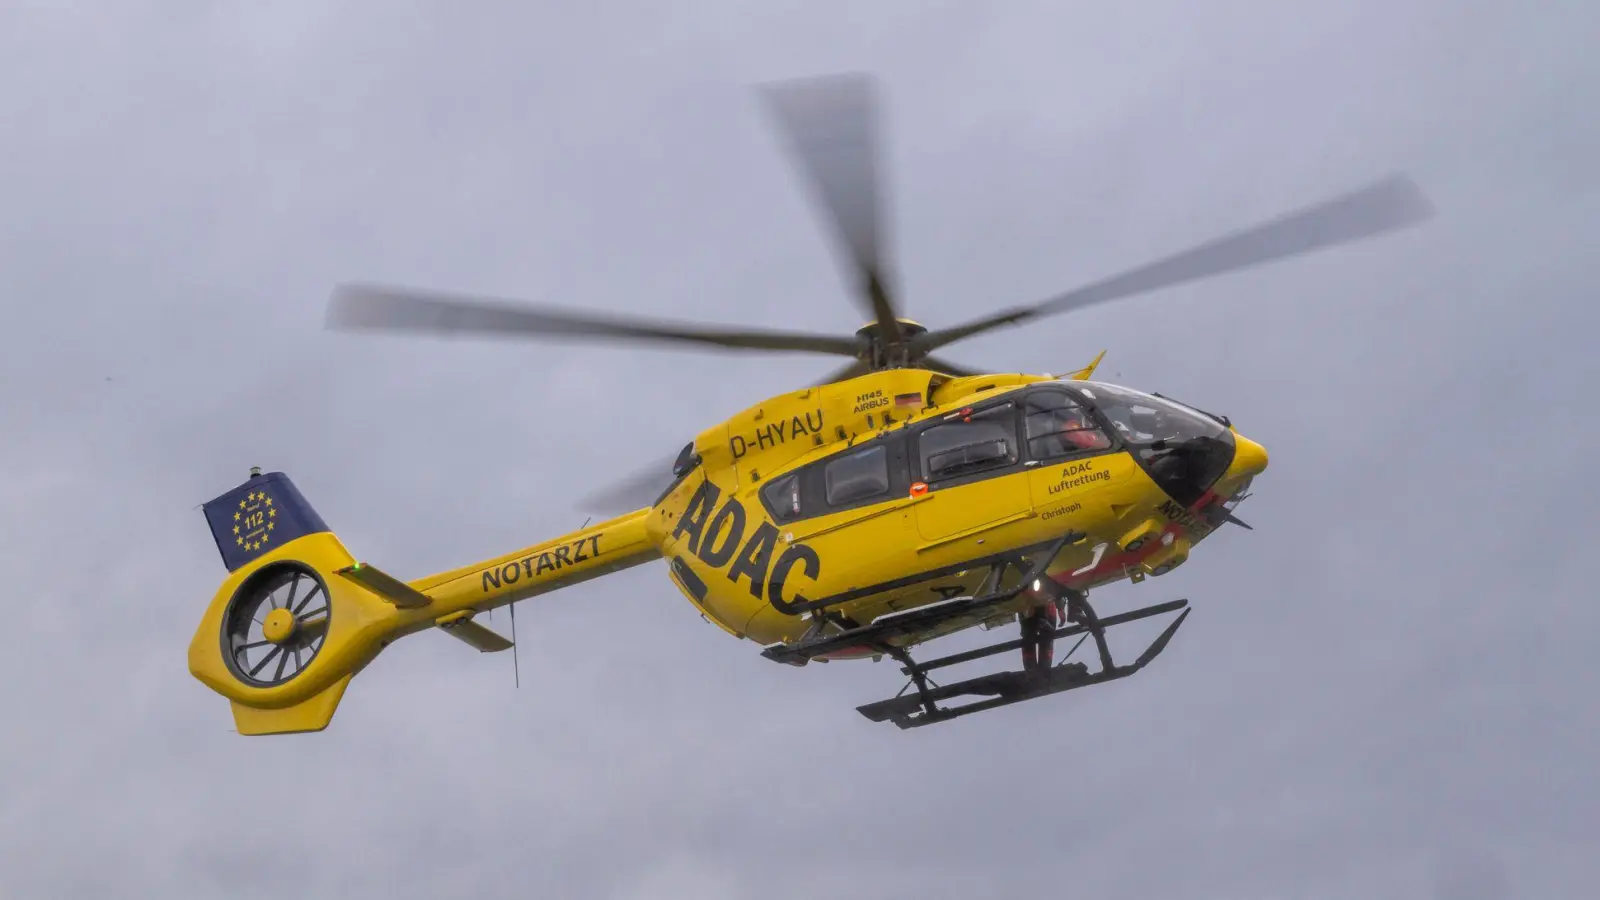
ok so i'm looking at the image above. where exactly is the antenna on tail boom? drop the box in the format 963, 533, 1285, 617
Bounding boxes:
510, 601, 520, 689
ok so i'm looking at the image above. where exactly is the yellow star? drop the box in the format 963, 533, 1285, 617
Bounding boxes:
268, 508, 277, 519
264, 497, 273, 506
238, 499, 246, 509
251, 541, 261, 551
233, 511, 240, 521
232, 525, 240, 535
267, 522, 275, 532
236, 537, 243, 546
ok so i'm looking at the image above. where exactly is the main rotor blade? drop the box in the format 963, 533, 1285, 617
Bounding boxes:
920, 355, 986, 379
579, 458, 681, 515
328, 284, 863, 357
758, 73, 902, 344
916, 173, 1436, 352
813, 357, 872, 386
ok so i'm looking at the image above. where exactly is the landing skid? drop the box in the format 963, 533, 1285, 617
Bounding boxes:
857, 598, 1189, 729
756, 529, 1193, 728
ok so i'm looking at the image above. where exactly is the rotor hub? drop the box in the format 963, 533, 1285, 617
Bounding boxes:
854, 318, 928, 368
262, 607, 298, 645
853, 318, 927, 343
222, 564, 331, 687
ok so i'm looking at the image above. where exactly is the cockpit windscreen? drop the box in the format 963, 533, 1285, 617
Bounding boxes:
1073, 381, 1235, 505
1073, 382, 1228, 447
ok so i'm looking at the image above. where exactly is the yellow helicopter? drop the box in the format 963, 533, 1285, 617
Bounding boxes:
186, 73, 1433, 734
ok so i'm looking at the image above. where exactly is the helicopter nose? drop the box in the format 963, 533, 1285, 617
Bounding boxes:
1202, 432, 1266, 508
1231, 433, 1269, 478
1190, 432, 1266, 529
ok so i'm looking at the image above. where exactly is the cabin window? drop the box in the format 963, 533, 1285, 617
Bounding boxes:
757, 432, 910, 524
761, 472, 803, 523
824, 444, 890, 506
1024, 391, 1111, 460
918, 403, 1019, 481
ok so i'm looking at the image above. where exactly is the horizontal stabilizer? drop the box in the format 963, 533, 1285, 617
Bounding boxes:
336, 562, 432, 609
435, 610, 514, 653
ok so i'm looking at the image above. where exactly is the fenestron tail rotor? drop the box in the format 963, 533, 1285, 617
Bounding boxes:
222, 564, 330, 688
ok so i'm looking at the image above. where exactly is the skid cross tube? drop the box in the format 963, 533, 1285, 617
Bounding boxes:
898, 598, 1189, 676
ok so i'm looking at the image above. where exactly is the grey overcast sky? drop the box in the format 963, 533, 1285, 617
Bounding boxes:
2, 2, 1596, 898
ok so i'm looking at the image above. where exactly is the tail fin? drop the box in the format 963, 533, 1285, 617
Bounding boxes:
188, 470, 657, 736
1064, 350, 1106, 381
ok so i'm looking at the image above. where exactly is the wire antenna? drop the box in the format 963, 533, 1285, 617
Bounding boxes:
510, 601, 520, 689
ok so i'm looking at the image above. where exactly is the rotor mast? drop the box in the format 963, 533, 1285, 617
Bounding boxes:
855, 319, 927, 370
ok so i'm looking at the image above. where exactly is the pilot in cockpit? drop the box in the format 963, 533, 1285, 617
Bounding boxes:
1103, 403, 1160, 444
1056, 408, 1112, 453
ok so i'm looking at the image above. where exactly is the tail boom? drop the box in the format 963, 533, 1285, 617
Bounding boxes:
409, 509, 658, 613
187, 471, 659, 735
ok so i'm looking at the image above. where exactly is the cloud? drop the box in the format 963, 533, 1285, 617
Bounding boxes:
2, 1, 1596, 898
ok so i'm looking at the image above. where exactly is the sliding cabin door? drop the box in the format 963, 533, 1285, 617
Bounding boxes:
911, 400, 1032, 545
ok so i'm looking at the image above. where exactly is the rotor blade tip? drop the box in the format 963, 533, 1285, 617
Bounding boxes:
324, 286, 379, 329
757, 70, 876, 95
1371, 172, 1439, 226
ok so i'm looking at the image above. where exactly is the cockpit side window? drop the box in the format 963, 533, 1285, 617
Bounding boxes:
917, 402, 1019, 482
1023, 390, 1112, 461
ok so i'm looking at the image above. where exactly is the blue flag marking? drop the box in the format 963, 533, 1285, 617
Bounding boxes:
201, 472, 330, 572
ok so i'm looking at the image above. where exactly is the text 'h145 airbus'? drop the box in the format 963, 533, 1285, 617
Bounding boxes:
186, 73, 1433, 734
